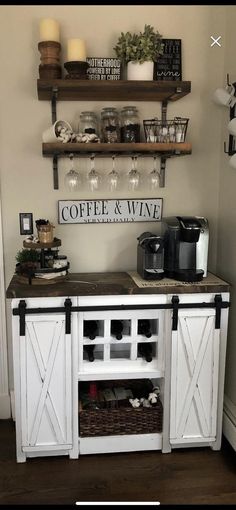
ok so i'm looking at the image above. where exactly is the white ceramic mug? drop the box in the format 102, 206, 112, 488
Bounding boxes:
213, 84, 236, 108
228, 118, 236, 136
229, 153, 236, 168
42, 120, 73, 142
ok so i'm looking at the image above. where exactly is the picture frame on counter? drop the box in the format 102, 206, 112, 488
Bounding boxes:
86, 57, 121, 80
58, 198, 163, 224
154, 39, 182, 81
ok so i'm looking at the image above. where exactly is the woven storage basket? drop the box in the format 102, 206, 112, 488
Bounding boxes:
79, 400, 163, 437
79, 379, 163, 437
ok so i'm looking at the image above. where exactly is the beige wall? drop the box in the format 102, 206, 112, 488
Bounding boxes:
0, 5, 227, 388
217, 6, 236, 406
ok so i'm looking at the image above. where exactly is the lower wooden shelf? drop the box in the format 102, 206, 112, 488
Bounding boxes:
43, 141, 192, 157
43, 141, 192, 190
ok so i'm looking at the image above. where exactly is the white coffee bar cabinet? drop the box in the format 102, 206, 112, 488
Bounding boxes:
6, 271, 230, 463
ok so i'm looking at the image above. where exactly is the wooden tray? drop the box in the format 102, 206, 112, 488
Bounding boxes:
23, 238, 61, 249
14, 274, 69, 285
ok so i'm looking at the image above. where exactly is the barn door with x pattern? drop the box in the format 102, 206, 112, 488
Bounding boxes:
170, 308, 219, 444
20, 314, 73, 449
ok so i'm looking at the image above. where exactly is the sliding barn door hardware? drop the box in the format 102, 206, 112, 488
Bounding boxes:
14, 296, 230, 336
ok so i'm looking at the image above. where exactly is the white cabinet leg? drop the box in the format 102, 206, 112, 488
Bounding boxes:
16, 449, 27, 463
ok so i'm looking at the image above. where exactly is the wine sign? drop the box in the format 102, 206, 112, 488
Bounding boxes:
58, 199, 163, 224
86, 57, 121, 80
154, 39, 182, 81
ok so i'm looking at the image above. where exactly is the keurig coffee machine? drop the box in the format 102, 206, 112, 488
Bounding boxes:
161, 216, 209, 282
137, 231, 165, 280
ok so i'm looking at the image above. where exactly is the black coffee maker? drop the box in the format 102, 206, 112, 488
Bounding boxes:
137, 231, 165, 280
162, 216, 206, 282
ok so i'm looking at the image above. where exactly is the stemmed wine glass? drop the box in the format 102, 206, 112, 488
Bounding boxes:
127, 156, 140, 191
106, 154, 119, 191
87, 155, 101, 192
147, 156, 160, 190
64, 153, 81, 192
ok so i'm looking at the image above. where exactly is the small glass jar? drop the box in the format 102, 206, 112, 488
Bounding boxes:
120, 106, 141, 143
101, 107, 120, 143
79, 111, 98, 135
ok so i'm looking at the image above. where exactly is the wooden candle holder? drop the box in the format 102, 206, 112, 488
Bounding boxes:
38, 41, 62, 79
38, 41, 61, 65
64, 61, 89, 79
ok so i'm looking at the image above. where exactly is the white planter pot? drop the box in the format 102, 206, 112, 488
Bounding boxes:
127, 60, 154, 81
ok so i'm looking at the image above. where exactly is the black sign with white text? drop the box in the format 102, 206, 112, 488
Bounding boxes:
154, 39, 182, 81
86, 57, 121, 80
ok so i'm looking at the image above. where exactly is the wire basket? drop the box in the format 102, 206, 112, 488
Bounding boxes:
143, 117, 189, 143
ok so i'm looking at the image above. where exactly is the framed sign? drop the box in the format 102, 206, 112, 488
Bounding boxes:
58, 199, 163, 224
154, 39, 182, 81
86, 57, 121, 81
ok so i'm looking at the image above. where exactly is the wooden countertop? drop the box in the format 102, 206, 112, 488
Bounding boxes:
6, 271, 230, 299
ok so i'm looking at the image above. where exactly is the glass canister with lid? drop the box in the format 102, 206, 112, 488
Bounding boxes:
101, 107, 120, 143
79, 111, 99, 136
120, 106, 141, 143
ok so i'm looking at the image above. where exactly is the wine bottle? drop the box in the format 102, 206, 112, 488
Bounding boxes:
83, 320, 98, 340
81, 382, 100, 410
111, 320, 123, 340
138, 342, 153, 362
84, 345, 95, 362
138, 319, 152, 338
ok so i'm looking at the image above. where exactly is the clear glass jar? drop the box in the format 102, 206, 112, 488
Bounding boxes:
101, 107, 120, 143
120, 106, 141, 143
79, 111, 98, 135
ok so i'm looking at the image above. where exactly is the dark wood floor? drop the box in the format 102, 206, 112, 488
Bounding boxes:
0, 419, 236, 506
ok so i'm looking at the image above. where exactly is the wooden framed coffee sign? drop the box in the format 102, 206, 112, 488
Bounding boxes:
58, 199, 163, 224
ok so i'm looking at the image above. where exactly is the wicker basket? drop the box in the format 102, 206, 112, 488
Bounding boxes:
79, 401, 163, 437
143, 117, 189, 143
79, 379, 163, 437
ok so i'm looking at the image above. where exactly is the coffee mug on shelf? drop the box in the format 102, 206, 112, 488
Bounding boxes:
227, 118, 236, 136
229, 153, 236, 169
213, 84, 236, 108
42, 120, 73, 143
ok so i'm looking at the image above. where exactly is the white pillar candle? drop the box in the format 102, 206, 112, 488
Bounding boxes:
67, 39, 86, 61
39, 18, 60, 42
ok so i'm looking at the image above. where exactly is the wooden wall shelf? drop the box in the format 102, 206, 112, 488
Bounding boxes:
42, 142, 192, 157
37, 79, 191, 102
38, 79, 192, 189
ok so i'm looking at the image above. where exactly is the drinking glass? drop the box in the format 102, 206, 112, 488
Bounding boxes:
106, 155, 119, 191
127, 156, 140, 191
87, 155, 100, 192
64, 154, 81, 192
147, 156, 160, 190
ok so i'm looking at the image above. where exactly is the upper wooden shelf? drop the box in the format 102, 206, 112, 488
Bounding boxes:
37, 79, 191, 102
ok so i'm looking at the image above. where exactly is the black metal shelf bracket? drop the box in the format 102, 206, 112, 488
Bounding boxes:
53, 155, 59, 190
159, 157, 166, 188
51, 87, 58, 124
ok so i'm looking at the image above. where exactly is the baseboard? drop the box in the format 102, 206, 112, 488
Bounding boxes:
223, 394, 236, 451
0, 393, 11, 418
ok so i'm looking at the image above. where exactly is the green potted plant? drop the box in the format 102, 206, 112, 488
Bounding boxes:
15, 249, 40, 276
113, 24, 163, 80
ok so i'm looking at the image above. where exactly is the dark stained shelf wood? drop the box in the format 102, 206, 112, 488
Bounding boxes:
6, 271, 230, 299
42, 142, 192, 157
37, 79, 191, 102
